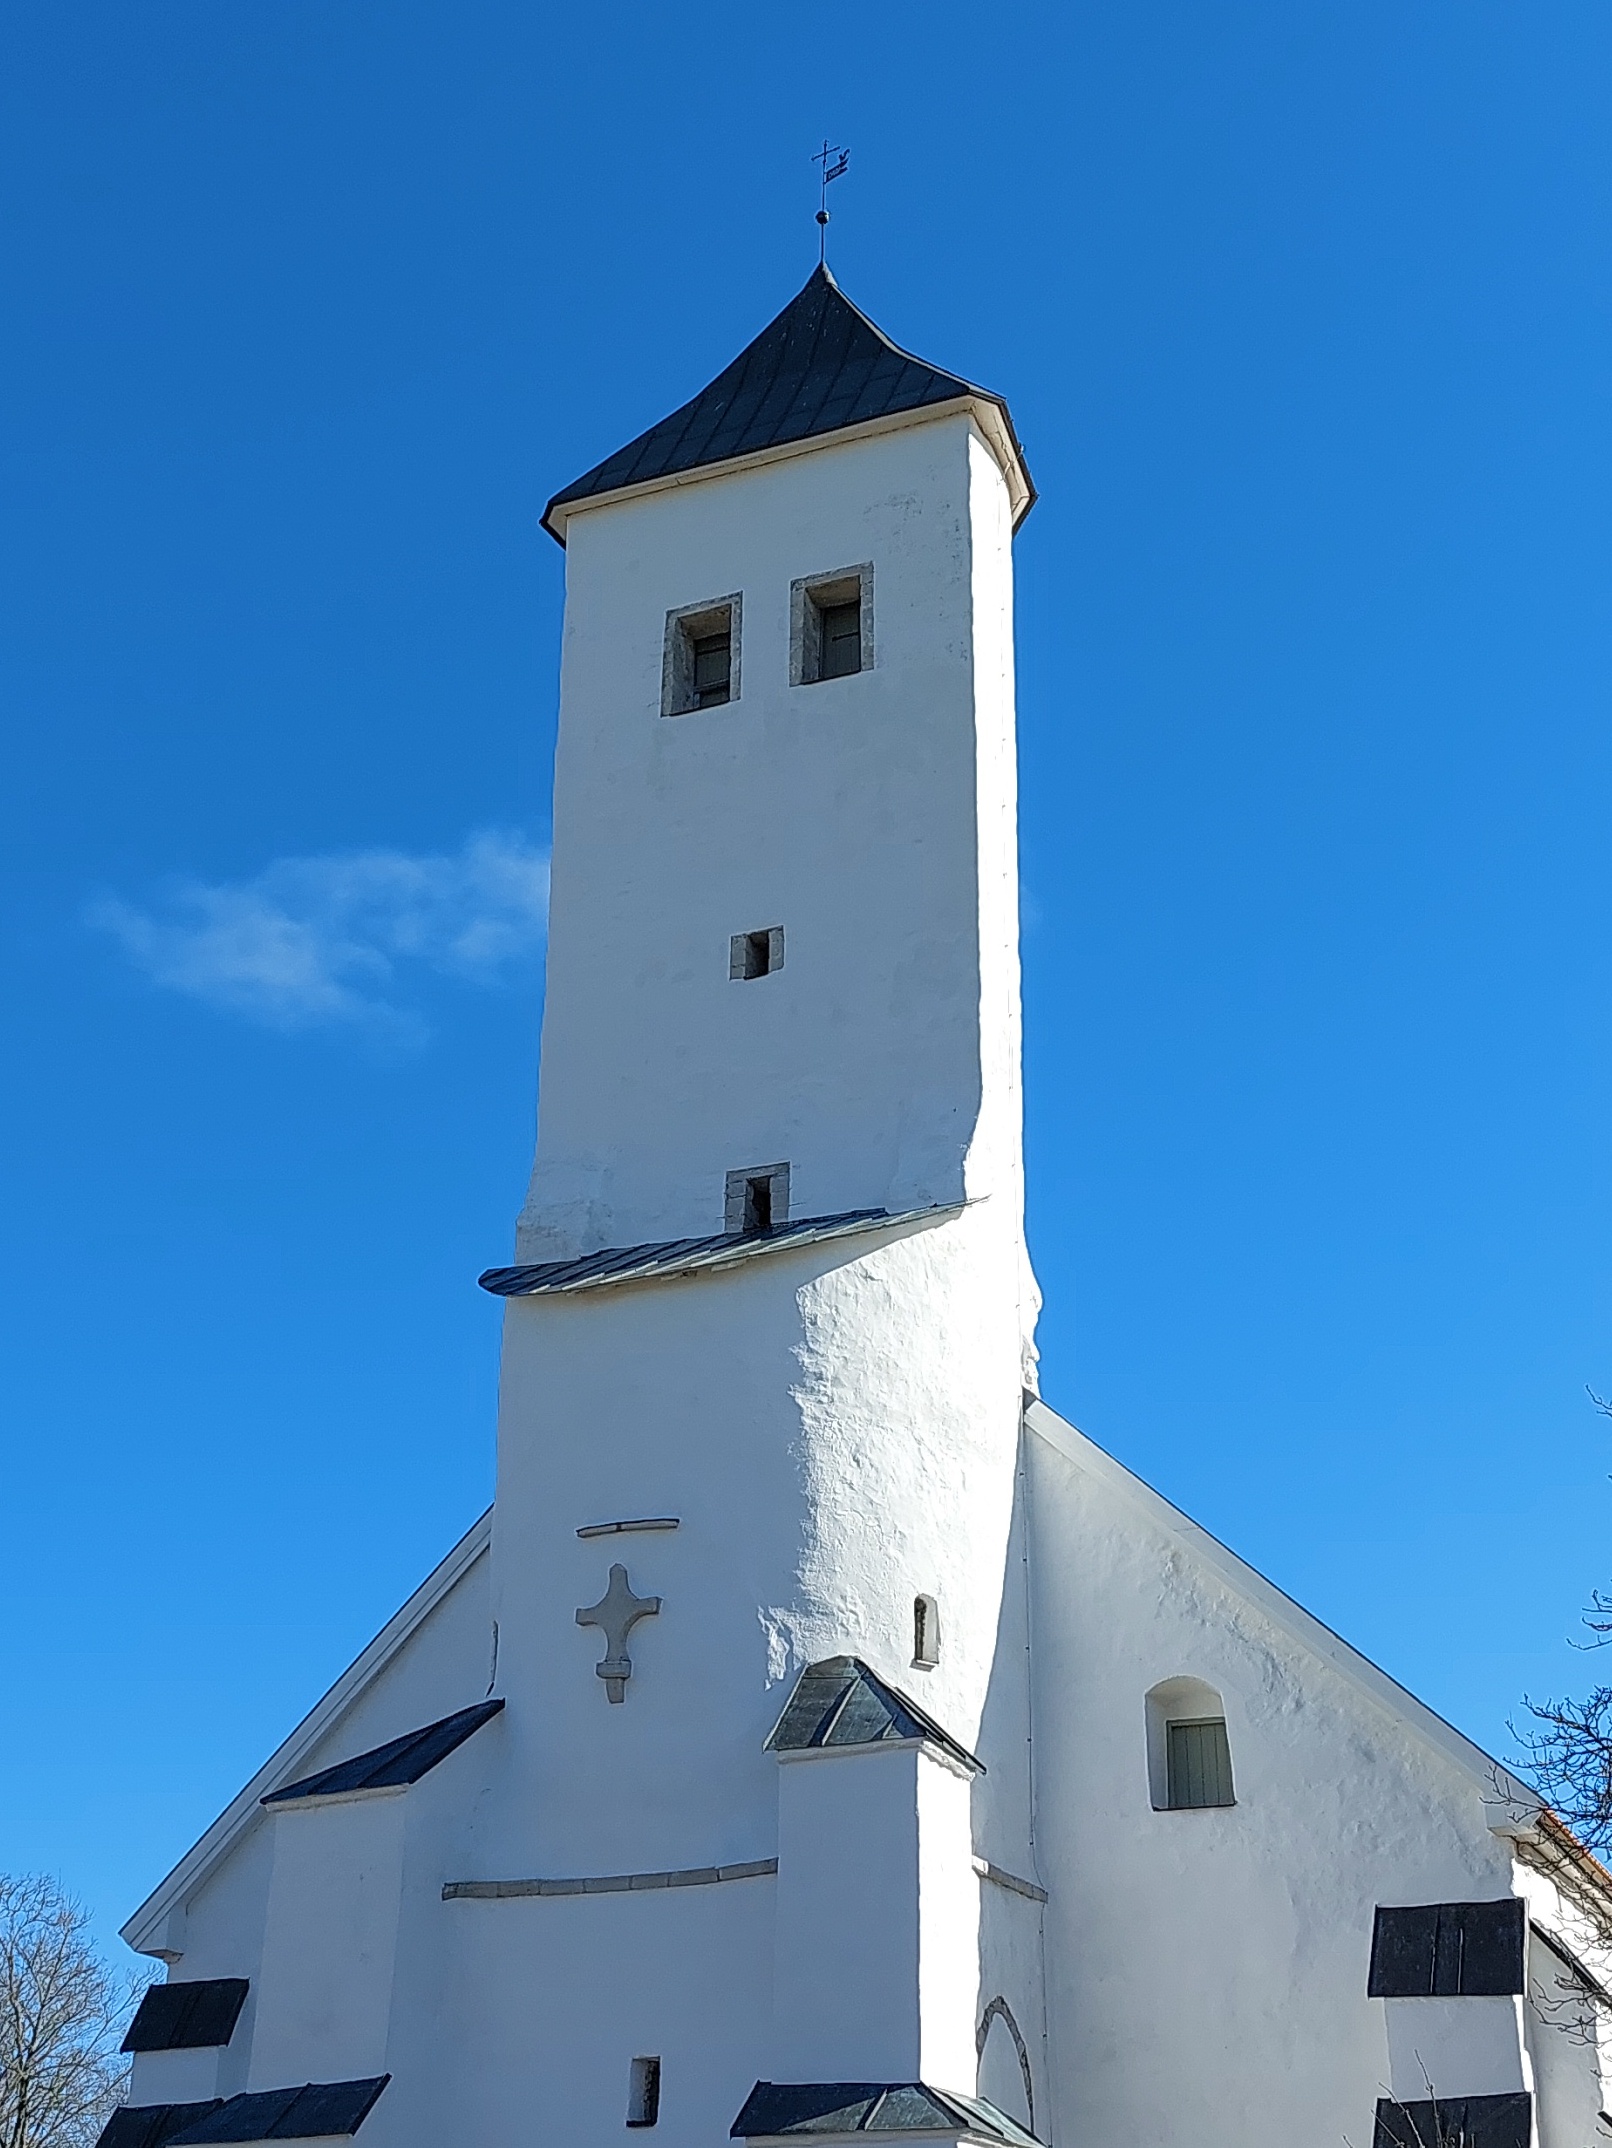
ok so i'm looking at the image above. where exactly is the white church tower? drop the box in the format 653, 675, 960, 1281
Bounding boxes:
112, 266, 1612, 2148
478, 258, 1042, 2133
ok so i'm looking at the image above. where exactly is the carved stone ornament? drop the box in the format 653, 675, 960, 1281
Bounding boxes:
575, 1563, 661, 1702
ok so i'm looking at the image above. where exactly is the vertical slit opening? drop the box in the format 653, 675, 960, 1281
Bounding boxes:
627, 2056, 661, 2128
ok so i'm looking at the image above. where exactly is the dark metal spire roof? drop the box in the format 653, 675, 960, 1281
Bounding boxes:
542, 265, 1032, 541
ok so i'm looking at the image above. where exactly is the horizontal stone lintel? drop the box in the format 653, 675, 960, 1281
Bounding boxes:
972, 1857, 1048, 1904
443, 1858, 777, 1900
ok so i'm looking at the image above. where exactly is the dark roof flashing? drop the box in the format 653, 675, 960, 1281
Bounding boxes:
765, 1656, 982, 1776
166, 2078, 389, 2145
123, 1980, 249, 2054
96, 2104, 224, 2148
543, 265, 1032, 542
262, 1700, 501, 1807
483, 1205, 961, 1300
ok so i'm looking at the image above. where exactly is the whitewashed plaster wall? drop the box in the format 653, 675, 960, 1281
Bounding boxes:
771, 1741, 979, 2093
487, 1209, 1025, 1866
250, 1792, 407, 2088
1023, 1402, 1522, 2148
422, 1866, 776, 2148
1524, 1927, 1606, 2146
971, 1457, 1044, 2133
1516, 1859, 1612, 2145
123, 1543, 494, 2109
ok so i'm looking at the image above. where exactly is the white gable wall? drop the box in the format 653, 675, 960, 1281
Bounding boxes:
1025, 1403, 1523, 2147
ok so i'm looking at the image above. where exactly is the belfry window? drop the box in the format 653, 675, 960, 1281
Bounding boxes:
725, 1163, 789, 1236
792, 565, 872, 685
663, 595, 741, 716
730, 927, 784, 980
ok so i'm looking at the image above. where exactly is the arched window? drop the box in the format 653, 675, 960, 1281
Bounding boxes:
913, 1594, 940, 1670
1145, 1677, 1235, 1810
976, 1997, 1034, 2135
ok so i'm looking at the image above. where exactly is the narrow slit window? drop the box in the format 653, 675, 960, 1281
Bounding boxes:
913, 1594, 940, 1669
724, 1163, 789, 1236
627, 2057, 661, 2129
730, 927, 784, 981
1165, 1717, 1235, 1809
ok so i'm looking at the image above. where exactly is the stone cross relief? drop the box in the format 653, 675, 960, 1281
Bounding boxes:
575, 1563, 661, 1703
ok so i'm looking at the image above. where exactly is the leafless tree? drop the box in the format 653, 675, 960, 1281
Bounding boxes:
1516, 1389, 1612, 1851
0, 1874, 149, 2148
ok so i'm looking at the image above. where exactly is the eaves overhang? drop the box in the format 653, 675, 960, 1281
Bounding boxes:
544, 395, 1032, 545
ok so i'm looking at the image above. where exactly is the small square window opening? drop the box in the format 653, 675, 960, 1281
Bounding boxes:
791, 566, 872, 686
663, 595, 741, 716
730, 927, 785, 981
725, 1163, 789, 1236
627, 2056, 661, 2129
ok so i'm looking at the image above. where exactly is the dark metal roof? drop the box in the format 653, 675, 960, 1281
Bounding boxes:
542, 265, 1032, 541
123, 1980, 249, 2053
97, 2104, 223, 2148
481, 1206, 958, 1300
1373, 2095, 1530, 2148
731, 2083, 1039, 2144
261, 1701, 501, 1806
167, 2079, 389, 2145
764, 1656, 982, 1775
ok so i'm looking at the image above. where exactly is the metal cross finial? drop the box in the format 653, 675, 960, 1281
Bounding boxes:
813, 140, 849, 264
575, 1563, 661, 1703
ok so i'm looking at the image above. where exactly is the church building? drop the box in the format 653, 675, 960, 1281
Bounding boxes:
109, 265, 1612, 2148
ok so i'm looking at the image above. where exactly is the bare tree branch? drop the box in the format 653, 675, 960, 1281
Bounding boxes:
0, 1875, 152, 2148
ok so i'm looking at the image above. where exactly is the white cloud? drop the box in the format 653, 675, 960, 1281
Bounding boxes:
89, 831, 550, 1033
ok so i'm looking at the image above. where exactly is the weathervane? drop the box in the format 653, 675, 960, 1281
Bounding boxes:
813, 140, 849, 264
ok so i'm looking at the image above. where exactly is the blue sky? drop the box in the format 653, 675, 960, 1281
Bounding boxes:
6, 1, 1612, 1952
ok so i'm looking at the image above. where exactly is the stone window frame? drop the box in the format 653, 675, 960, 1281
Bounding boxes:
790, 562, 874, 687
724, 1162, 790, 1235
729, 926, 785, 981
662, 592, 742, 717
